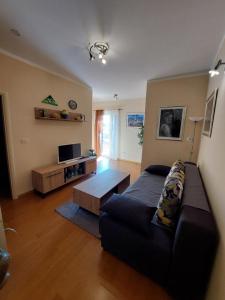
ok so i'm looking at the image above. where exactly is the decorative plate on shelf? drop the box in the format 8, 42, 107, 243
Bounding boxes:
68, 100, 77, 110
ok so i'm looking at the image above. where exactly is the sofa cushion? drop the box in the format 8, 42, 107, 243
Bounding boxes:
122, 171, 165, 206
145, 165, 171, 177
101, 194, 156, 236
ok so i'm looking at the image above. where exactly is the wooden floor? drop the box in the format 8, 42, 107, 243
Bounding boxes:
0, 158, 171, 300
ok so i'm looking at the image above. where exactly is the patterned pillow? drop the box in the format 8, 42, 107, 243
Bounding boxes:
173, 160, 185, 172
156, 160, 185, 227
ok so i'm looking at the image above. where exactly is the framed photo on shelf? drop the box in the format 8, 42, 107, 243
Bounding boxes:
127, 113, 144, 127
156, 106, 186, 140
202, 89, 218, 137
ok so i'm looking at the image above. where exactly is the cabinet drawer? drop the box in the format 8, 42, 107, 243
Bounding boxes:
43, 171, 64, 193
85, 160, 97, 174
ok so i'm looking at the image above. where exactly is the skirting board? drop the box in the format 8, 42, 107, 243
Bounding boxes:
118, 158, 141, 165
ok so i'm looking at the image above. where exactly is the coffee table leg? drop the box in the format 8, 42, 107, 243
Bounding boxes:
117, 175, 130, 194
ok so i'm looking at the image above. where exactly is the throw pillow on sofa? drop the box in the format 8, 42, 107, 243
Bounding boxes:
156, 161, 185, 227
165, 160, 185, 184
173, 160, 185, 172
145, 165, 171, 177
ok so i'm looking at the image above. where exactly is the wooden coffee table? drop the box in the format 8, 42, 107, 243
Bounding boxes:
73, 169, 130, 215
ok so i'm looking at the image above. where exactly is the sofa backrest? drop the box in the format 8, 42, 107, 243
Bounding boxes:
167, 163, 218, 300
182, 163, 210, 211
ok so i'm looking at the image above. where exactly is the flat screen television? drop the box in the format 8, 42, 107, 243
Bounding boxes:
58, 143, 81, 164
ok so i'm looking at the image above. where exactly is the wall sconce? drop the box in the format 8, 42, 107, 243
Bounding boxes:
209, 59, 225, 77
188, 116, 203, 161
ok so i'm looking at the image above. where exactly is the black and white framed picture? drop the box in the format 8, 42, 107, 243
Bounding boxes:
127, 113, 144, 127
202, 89, 218, 137
157, 106, 186, 140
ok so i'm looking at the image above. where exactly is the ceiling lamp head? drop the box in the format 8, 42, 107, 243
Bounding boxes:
114, 94, 118, 100
209, 59, 225, 77
88, 41, 109, 65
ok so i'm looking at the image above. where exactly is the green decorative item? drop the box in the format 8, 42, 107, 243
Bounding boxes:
42, 95, 58, 106
137, 125, 144, 146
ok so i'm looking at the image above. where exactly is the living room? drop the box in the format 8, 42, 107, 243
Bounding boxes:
0, 1, 225, 300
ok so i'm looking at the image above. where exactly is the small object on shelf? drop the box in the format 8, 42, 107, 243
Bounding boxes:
60, 109, 69, 119
42, 95, 58, 106
36, 109, 44, 118
49, 112, 60, 119
34, 107, 86, 123
68, 100, 77, 110
88, 149, 96, 157
75, 114, 85, 121
43, 109, 49, 118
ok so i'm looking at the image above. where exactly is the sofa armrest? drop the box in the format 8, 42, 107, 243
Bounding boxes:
168, 206, 218, 300
101, 194, 156, 236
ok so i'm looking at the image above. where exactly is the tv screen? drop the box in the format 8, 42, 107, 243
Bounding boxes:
58, 143, 81, 163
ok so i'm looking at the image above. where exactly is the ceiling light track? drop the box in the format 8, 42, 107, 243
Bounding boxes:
88, 41, 109, 65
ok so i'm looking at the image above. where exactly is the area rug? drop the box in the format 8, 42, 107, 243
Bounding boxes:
55, 201, 100, 238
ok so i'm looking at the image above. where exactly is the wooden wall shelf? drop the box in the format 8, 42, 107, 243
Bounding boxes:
34, 107, 86, 122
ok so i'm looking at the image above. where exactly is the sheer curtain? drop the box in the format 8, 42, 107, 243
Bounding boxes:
106, 110, 119, 160
102, 110, 120, 160
95, 110, 104, 156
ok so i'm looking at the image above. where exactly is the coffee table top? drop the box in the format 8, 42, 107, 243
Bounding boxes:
73, 169, 130, 199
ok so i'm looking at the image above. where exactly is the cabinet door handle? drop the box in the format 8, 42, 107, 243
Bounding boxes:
47, 172, 62, 177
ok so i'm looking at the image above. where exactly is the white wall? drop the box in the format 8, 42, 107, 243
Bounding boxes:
198, 37, 225, 300
93, 99, 145, 163
141, 74, 208, 169
0, 52, 92, 196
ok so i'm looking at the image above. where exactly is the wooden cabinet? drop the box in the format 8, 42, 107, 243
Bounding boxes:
42, 170, 64, 193
85, 159, 97, 174
32, 157, 97, 195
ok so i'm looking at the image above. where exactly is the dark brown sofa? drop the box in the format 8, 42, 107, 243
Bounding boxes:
99, 163, 218, 300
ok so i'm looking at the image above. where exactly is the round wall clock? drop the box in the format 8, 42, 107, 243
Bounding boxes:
68, 100, 77, 110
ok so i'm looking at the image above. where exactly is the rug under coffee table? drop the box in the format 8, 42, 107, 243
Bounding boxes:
73, 169, 130, 215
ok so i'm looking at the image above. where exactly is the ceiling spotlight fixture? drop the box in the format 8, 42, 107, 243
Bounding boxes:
209, 59, 225, 77
10, 28, 21, 37
101, 58, 107, 65
88, 41, 109, 65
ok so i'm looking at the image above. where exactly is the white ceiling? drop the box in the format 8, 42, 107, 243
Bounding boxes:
0, 0, 225, 101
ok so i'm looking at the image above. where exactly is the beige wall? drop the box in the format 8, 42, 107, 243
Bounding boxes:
141, 74, 208, 170
198, 39, 225, 300
93, 99, 145, 162
0, 53, 92, 197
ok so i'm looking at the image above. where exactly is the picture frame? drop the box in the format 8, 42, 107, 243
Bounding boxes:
156, 106, 186, 140
127, 113, 144, 127
202, 89, 218, 137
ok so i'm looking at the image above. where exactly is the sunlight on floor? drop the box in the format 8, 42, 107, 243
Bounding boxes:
97, 156, 111, 173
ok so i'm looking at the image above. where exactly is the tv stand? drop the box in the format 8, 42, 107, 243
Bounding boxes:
32, 156, 97, 195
